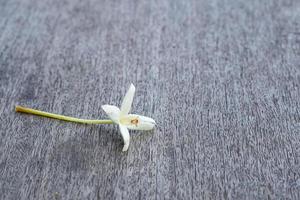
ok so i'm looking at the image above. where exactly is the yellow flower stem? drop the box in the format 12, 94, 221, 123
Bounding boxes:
15, 105, 113, 124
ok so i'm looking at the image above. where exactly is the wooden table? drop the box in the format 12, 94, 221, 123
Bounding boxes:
1, 0, 300, 199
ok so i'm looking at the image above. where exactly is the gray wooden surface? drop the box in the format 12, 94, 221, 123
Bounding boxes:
0, 0, 300, 199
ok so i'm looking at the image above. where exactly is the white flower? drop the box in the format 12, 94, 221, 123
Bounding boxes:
102, 84, 156, 151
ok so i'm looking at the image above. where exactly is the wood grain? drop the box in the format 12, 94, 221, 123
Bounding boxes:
0, 0, 300, 199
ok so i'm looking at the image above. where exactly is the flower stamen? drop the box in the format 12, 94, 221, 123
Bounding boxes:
131, 118, 139, 126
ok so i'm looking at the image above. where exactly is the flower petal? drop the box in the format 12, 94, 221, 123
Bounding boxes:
120, 114, 156, 130
101, 105, 120, 123
119, 125, 130, 151
120, 83, 135, 116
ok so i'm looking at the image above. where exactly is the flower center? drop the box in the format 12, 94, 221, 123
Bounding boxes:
120, 115, 140, 126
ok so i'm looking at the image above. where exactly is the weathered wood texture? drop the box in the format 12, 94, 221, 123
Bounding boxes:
0, 0, 300, 199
